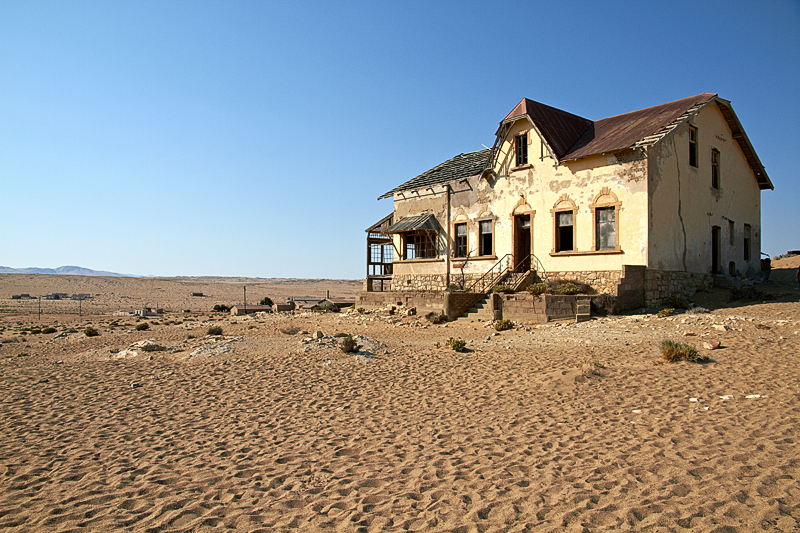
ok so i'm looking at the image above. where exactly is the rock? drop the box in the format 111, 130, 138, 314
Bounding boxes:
406, 308, 417, 316
313, 331, 324, 339
703, 341, 721, 350
131, 382, 142, 388
713, 325, 730, 331
683, 332, 696, 336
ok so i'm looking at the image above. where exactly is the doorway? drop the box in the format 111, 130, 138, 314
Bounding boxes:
514, 214, 531, 271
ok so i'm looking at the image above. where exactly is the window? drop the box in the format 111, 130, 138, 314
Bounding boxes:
743, 224, 751, 261
479, 220, 493, 256
711, 149, 720, 188
454, 223, 467, 258
595, 207, 615, 250
403, 231, 436, 259
728, 220, 734, 246
516, 133, 528, 166
555, 211, 574, 252
689, 125, 698, 167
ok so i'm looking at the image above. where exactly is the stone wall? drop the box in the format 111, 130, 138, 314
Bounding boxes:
544, 270, 622, 294
356, 291, 484, 320
644, 269, 713, 307
498, 294, 585, 323
390, 273, 484, 292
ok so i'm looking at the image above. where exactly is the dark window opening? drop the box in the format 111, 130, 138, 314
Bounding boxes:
516, 133, 528, 166
556, 211, 574, 252
728, 220, 734, 246
595, 207, 616, 250
404, 231, 436, 260
479, 220, 493, 256
712, 226, 721, 274
454, 223, 467, 258
711, 149, 720, 188
743, 224, 751, 261
689, 126, 698, 167
728, 261, 736, 277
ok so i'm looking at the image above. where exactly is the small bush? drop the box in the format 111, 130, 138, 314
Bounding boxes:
248, 325, 256, 329
84, 327, 99, 337
528, 282, 548, 296
756, 324, 771, 330
135, 323, 150, 331
494, 319, 515, 331
29, 329, 42, 335
16, 352, 28, 357
280, 326, 301, 335
660, 339, 699, 363
493, 284, 515, 294
580, 360, 604, 376
212, 304, 231, 313
446, 338, 467, 352
207, 326, 223, 336
357, 307, 365, 314
140, 344, 165, 352
591, 294, 618, 315
319, 301, 339, 313
187, 334, 196, 339
42, 327, 57, 334
340, 335, 361, 353
429, 314, 444, 324
258, 297, 274, 307
665, 296, 689, 310
657, 308, 674, 318
554, 281, 581, 295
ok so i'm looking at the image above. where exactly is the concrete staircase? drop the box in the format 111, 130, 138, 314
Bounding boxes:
458, 295, 493, 322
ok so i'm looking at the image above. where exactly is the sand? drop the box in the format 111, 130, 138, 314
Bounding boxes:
1, 263, 799, 532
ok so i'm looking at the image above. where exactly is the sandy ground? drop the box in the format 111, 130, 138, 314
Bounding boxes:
1, 262, 799, 532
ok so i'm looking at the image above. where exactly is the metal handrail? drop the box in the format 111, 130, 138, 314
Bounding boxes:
530, 254, 547, 282
466, 254, 513, 294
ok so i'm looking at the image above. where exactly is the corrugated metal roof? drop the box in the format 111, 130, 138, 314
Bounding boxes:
561, 93, 717, 161
378, 149, 490, 200
382, 214, 443, 234
500, 98, 593, 159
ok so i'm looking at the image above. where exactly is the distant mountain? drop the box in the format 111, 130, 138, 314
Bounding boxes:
0, 266, 133, 277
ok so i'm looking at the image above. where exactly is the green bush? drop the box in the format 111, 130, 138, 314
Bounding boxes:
212, 304, 231, 313
207, 325, 223, 336
42, 327, 57, 334
493, 284, 515, 294
657, 308, 674, 318
494, 319, 515, 331
84, 327, 99, 337
446, 338, 467, 352
258, 297, 274, 306
660, 339, 699, 363
357, 307, 365, 314
429, 314, 444, 324
554, 282, 580, 295
528, 282, 548, 296
135, 323, 150, 331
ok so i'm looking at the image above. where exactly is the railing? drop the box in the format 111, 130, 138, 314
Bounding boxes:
530, 254, 547, 282
466, 254, 513, 295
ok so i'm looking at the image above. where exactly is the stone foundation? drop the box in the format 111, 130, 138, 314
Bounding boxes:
544, 270, 621, 294
644, 269, 713, 308
390, 273, 484, 292
498, 294, 588, 323
356, 291, 483, 319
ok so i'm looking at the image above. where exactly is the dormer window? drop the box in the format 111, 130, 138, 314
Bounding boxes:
516, 133, 528, 166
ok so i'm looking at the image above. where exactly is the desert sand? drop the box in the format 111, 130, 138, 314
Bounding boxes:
1, 259, 799, 532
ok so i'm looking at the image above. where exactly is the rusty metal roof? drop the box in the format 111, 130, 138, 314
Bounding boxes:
378, 149, 490, 200
500, 98, 593, 159
382, 214, 443, 234
561, 93, 717, 161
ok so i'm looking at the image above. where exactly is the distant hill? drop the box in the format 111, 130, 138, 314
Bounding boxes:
0, 266, 132, 277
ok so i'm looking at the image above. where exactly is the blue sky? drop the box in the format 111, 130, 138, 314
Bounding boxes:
1, 0, 798, 278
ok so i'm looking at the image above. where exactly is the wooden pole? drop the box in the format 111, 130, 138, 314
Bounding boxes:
38, 296, 41, 320
243, 286, 247, 313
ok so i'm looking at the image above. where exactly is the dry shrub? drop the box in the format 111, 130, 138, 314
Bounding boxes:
657, 308, 674, 318
660, 339, 699, 363
84, 327, 99, 337
446, 338, 466, 352
494, 319, 514, 331
528, 282, 548, 296
280, 326, 301, 335
207, 326, 223, 336
580, 360, 604, 376
340, 335, 361, 353
135, 323, 149, 331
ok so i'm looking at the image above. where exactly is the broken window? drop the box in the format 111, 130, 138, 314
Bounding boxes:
556, 211, 574, 252
711, 148, 720, 188
403, 231, 437, 260
595, 207, 616, 251
479, 220, 493, 256
689, 126, 698, 167
743, 224, 751, 261
454, 223, 467, 258
516, 133, 528, 166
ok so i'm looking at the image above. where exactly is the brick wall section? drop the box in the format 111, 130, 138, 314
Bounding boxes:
499, 294, 581, 323
356, 291, 484, 319
450, 292, 485, 319
615, 265, 645, 310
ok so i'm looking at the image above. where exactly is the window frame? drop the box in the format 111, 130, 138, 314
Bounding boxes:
589, 188, 622, 253
711, 148, 720, 188
477, 218, 495, 257
453, 222, 468, 258
402, 230, 438, 260
689, 125, 698, 168
515, 133, 528, 167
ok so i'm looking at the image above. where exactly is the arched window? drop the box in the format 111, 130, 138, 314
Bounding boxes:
589, 187, 622, 252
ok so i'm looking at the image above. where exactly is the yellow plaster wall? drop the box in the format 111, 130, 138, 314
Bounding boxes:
647, 103, 762, 274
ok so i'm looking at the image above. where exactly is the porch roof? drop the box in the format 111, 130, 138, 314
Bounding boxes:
382, 214, 443, 234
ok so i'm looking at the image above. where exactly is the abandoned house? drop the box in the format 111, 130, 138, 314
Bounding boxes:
361, 93, 773, 317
